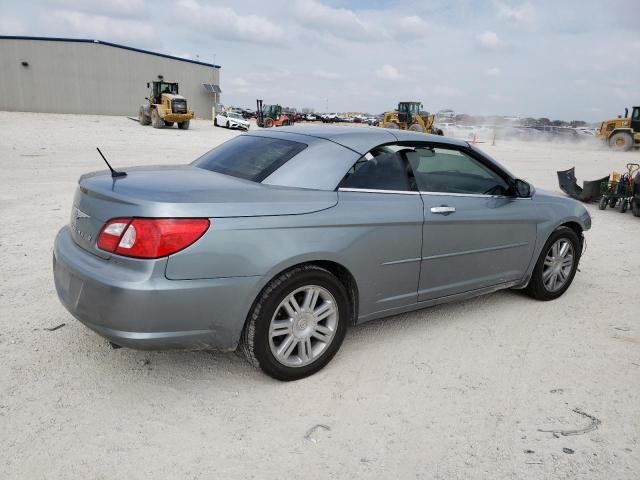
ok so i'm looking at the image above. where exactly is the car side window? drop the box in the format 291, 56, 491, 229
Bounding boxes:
407, 146, 511, 196
340, 148, 412, 191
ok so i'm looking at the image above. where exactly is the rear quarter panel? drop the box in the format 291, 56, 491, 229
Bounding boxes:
166, 194, 423, 318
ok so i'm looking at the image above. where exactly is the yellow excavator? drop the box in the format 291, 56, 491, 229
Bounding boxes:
380, 101, 443, 135
596, 106, 640, 151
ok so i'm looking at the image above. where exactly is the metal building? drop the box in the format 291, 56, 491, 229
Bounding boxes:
0, 36, 221, 119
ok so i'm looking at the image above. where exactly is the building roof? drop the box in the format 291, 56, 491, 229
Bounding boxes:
0, 35, 221, 69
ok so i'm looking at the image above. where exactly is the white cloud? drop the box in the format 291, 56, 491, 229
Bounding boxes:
0, 15, 26, 34
476, 31, 501, 49
53, 0, 147, 19
435, 86, 462, 97
313, 70, 343, 80
488, 93, 512, 103
495, 1, 536, 30
48, 10, 156, 46
293, 0, 431, 43
392, 15, 431, 38
226, 77, 254, 95
294, 0, 375, 41
175, 0, 285, 46
376, 64, 401, 80
486, 67, 501, 76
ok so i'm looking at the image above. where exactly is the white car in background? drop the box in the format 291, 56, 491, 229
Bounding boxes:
215, 111, 250, 130
452, 125, 477, 139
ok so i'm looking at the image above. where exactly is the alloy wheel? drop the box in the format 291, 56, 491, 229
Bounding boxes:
269, 285, 338, 367
542, 239, 574, 292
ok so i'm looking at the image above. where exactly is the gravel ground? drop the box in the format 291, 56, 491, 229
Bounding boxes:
1, 112, 639, 479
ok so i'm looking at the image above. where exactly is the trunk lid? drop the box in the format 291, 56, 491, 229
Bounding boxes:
70, 165, 337, 257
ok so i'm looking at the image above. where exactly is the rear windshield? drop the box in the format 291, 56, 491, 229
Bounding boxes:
193, 135, 307, 182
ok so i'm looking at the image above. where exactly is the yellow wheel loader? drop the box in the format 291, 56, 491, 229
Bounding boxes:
596, 106, 640, 151
139, 81, 194, 130
380, 101, 443, 135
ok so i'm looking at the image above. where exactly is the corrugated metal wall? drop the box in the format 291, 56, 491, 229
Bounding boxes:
0, 38, 221, 119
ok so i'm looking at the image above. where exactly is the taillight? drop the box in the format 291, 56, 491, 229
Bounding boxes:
97, 218, 210, 259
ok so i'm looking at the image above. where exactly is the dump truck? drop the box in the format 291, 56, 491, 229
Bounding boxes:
380, 101, 443, 135
139, 81, 194, 129
596, 106, 640, 151
256, 99, 292, 128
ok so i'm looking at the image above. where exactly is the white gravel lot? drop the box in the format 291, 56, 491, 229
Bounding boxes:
1, 112, 639, 479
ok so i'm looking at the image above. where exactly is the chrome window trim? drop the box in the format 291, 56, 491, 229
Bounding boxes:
338, 188, 420, 195
419, 191, 532, 200
338, 188, 532, 199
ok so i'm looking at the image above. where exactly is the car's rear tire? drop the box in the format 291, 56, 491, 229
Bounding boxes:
214, 118, 218, 126
524, 226, 581, 301
241, 265, 349, 381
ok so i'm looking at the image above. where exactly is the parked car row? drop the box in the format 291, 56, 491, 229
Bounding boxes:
215, 108, 382, 130
434, 123, 600, 143
320, 113, 380, 125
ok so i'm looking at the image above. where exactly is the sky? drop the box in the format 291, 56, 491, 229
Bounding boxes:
1, 0, 639, 121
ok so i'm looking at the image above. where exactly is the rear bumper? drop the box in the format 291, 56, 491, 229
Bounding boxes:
53, 226, 260, 350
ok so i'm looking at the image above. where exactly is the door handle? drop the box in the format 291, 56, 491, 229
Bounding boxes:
430, 205, 456, 215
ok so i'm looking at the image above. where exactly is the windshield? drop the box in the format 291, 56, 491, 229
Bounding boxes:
192, 135, 308, 182
228, 112, 243, 119
399, 103, 420, 114
159, 82, 178, 94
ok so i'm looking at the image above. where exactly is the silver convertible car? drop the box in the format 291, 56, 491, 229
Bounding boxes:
53, 126, 591, 380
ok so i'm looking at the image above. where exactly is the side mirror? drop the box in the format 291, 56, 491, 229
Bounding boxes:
514, 179, 533, 198
144, 97, 149, 101
146, 82, 150, 88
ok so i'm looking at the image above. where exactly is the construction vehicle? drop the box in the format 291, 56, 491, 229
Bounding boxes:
139, 80, 194, 130
596, 106, 640, 151
256, 99, 293, 128
380, 101, 443, 135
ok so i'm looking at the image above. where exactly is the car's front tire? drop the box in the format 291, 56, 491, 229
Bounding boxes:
524, 226, 581, 301
241, 265, 349, 381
